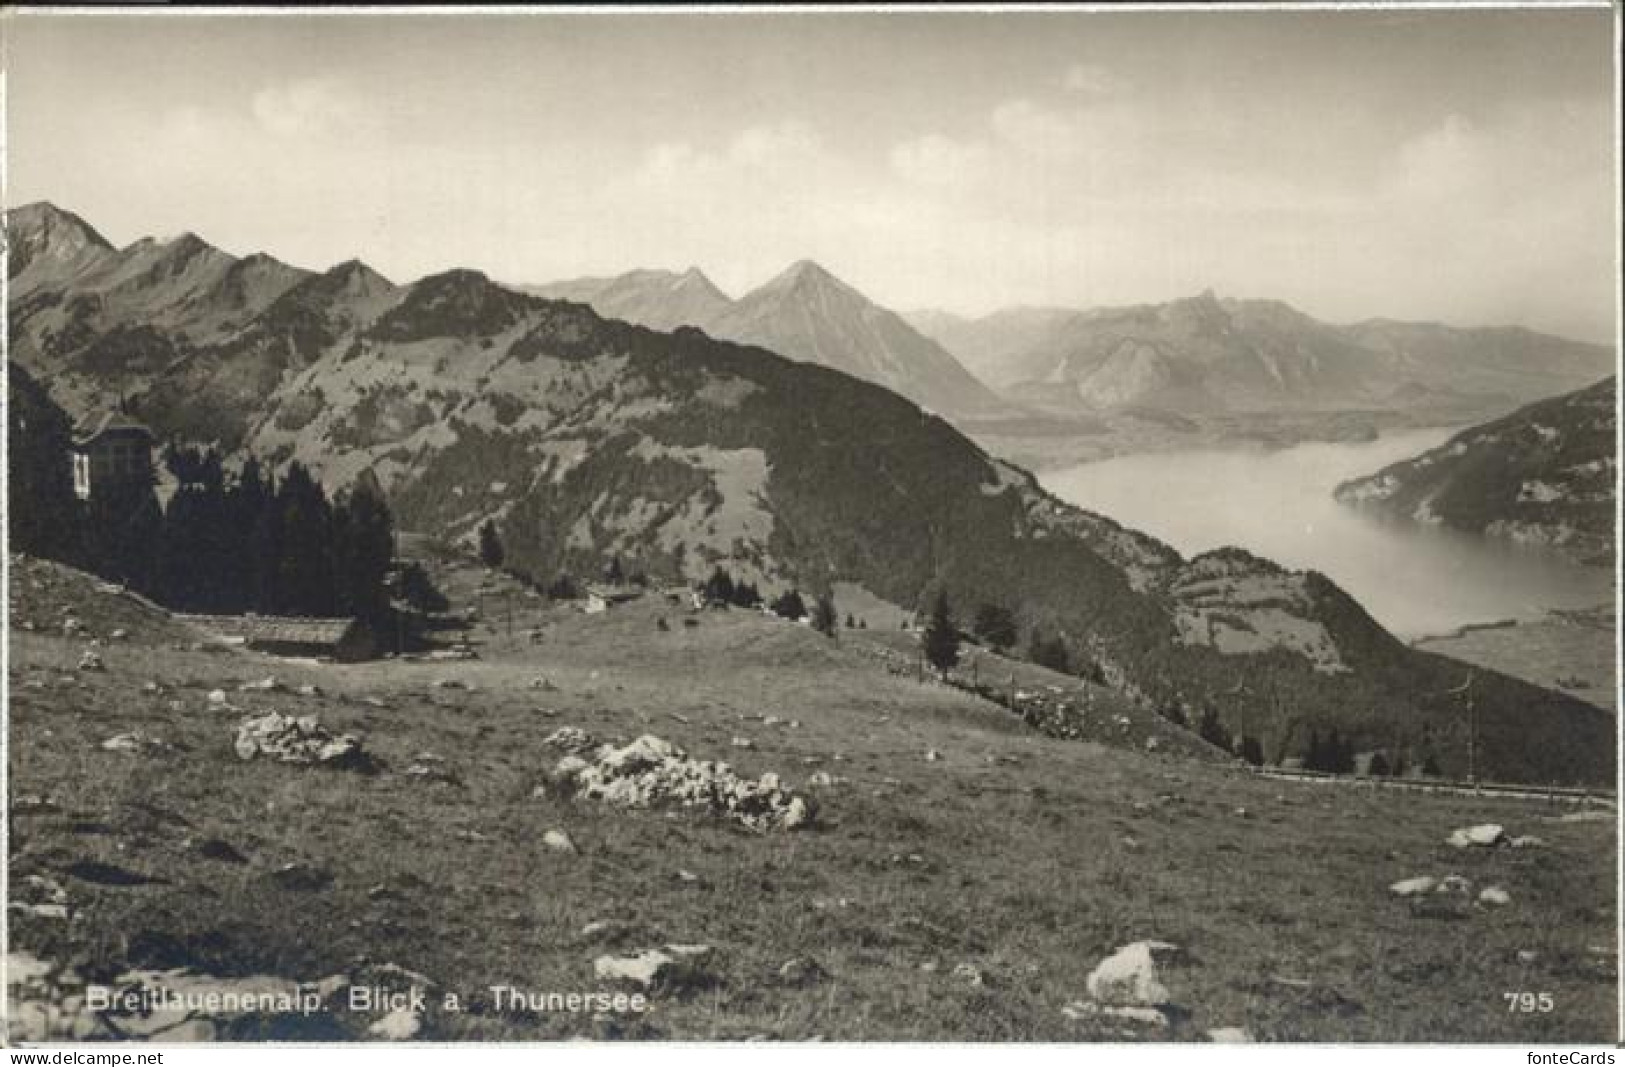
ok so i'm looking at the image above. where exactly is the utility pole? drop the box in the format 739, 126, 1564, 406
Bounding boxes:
1439, 672, 1477, 789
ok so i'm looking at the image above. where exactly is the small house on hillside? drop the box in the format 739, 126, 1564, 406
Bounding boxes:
583, 584, 642, 614
180, 614, 377, 662
71, 411, 154, 501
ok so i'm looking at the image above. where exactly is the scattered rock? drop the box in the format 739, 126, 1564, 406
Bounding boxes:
268, 862, 334, 892
1086, 941, 1179, 1007
551, 754, 590, 783
296, 684, 323, 698
951, 963, 985, 986
543, 829, 578, 854
731, 736, 755, 749
594, 945, 714, 991
1436, 874, 1473, 896
206, 689, 232, 708
368, 1007, 423, 1041
403, 754, 461, 786
109, 628, 129, 641
1478, 886, 1512, 907
1208, 1027, 1255, 1042
100, 731, 164, 754
1446, 824, 1506, 849
1061, 1000, 1168, 1028
77, 649, 105, 672
234, 711, 370, 769
1517, 950, 1539, 963
543, 727, 600, 756
239, 676, 284, 692
1389, 876, 1438, 897
1509, 835, 1546, 849
777, 957, 827, 986
924, 749, 942, 762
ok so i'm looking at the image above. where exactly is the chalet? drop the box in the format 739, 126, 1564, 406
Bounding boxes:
583, 584, 642, 614
179, 614, 378, 662
71, 412, 154, 501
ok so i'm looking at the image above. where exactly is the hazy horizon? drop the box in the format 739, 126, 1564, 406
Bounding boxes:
6, 8, 1618, 343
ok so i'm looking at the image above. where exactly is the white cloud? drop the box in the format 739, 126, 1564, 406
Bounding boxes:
1061, 62, 1128, 98
251, 77, 368, 138
889, 133, 989, 187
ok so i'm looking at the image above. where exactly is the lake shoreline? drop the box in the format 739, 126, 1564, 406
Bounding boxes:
1037, 427, 1614, 641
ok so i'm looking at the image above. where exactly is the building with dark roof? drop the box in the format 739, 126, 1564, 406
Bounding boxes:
71, 411, 154, 501
179, 614, 378, 662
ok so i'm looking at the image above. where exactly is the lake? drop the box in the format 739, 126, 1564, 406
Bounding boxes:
1039, 427, 1613, 640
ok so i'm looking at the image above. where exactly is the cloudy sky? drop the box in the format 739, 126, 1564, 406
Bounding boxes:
6, 8, 1617, 340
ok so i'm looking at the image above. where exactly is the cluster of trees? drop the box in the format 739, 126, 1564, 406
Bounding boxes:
145, 449, 397, 621
704, 566, 763, 609
695, 566, 840, 637
9, 417, 402, 624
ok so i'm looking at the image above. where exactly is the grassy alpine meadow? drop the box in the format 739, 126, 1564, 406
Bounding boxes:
4, 553, 1616, 1042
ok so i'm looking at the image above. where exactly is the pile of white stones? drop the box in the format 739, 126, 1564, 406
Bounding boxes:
542, 729, 813, 832
234, 711, 367, 769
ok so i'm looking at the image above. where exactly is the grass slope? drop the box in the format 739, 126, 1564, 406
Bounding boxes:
6, 554, 1616, 1042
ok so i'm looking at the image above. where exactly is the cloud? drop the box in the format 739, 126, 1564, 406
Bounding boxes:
1061, 62, 1128, 98
250, 77, 368, 138
889, 133, 989, 187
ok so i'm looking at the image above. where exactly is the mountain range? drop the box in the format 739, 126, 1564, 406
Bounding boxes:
5, 200, 1614, 784
908, 294, 1614, 418
526, 260, 1012, 418
1335, 376, 1618, 568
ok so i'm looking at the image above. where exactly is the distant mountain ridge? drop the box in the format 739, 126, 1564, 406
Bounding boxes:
908, 292, 1614, 418
527, 259, 1012, 418
6, 200, 1614, 785
1335, 376, 1618, 568
525, 266, 733, 334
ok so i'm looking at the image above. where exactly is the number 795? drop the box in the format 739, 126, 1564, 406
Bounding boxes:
1504, 992, 1554, 1013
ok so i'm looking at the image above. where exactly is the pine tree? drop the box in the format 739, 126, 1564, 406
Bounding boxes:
705, 566, 736, 605
922, 588, 960, 673
811, 591, 838, 637
7, 364, 80, 561
274, 463, 335, 615
478, 519, 505, 569
332, 479, 395, 624
1028, 630, 1070, 674
972, 603, 1018, 653
770, 589, 807, 621
1198, 708, 1231, 751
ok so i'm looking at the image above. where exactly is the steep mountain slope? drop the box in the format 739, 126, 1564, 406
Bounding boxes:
701, 260, 1010, 418
914, 291, 1615, 417
8, 204, 1614, 784
524, 267, 733, 333
6, 202, 312, 418
532, 260, 1014, 420
1335, 377, 1618, 568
